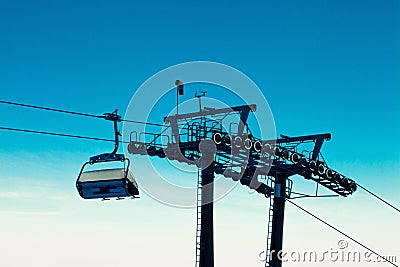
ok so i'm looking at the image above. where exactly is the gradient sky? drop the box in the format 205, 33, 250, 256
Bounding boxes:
0, 1, 399, 266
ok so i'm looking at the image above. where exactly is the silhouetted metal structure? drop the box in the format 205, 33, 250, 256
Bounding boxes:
127, 101, 357, 267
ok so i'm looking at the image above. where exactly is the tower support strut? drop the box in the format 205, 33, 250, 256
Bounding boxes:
199, 162, 215, 267
269, 174, 287, 267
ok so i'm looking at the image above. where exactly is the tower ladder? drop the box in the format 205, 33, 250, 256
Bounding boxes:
195, 167, 202, 267
264, 185, 274, 267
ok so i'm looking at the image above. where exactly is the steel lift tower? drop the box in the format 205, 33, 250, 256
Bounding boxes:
127, 101, 357, 267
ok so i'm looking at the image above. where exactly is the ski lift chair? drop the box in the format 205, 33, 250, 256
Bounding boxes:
76, 154, 139, 199
76, 109, 139, 200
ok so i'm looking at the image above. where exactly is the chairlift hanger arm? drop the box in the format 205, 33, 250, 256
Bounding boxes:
103, 109, 122, 154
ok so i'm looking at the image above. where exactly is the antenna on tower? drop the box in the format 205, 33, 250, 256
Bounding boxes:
195, 90, 207, 112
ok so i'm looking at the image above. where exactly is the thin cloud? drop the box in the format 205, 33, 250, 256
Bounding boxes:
0, 210, 64, 216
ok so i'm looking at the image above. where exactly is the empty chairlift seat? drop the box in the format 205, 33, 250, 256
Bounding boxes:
76, 154, 139, 200
76, 110, 140, 200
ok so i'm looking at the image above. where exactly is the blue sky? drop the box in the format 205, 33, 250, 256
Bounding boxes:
0, 1, 399, 266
